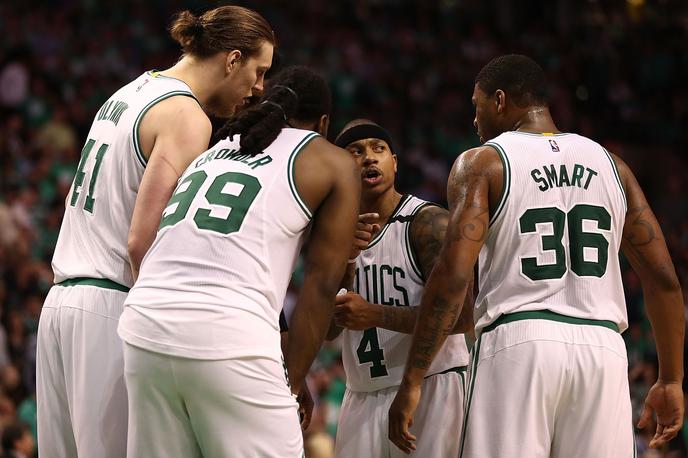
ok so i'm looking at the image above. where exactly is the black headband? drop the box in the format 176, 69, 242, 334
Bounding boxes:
261, 100, 287, 121
273, 84, 298, 103
334, 124, 394, 151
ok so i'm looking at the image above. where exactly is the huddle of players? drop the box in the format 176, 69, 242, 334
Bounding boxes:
36, 4, 684, 458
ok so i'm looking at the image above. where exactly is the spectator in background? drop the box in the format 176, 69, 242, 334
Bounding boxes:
1, 422, 34, 458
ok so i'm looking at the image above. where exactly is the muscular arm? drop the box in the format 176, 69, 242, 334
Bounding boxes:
335, 205, 473, 335
615, 154, 684, 383
613, 153, 684, 447
128, 97, 211, 280
285, 141, 360, 393
401, 147, 495, 384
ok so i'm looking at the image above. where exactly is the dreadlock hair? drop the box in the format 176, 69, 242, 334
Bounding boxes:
217, 66, 332, 156
475, 54, 549, 107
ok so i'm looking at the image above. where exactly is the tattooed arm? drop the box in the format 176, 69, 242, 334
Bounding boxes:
333, 206, 473, 334
614, 153, 684, 448
389, 146, 500, 453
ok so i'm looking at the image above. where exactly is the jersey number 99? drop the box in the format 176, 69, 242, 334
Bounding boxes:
159, 170, 261, 235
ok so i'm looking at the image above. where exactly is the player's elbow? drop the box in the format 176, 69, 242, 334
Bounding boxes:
641, 264, 682, 294
127, 234, 147, 273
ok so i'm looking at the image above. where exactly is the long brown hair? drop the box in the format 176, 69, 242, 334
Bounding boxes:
170, 6, 275, 59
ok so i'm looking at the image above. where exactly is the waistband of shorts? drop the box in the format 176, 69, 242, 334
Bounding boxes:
481, 310, 620, 334
425, 365, 468, 379
55, 277, 130, 293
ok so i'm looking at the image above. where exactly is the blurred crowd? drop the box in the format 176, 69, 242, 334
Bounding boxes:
1, 0, 687, 457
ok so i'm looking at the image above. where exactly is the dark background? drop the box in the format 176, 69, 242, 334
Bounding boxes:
0, 0, 686, 456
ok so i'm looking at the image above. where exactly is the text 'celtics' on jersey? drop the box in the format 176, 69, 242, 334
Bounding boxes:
475, 131, 628, 333
119, 128, 319, 362
342, 195, 470, 392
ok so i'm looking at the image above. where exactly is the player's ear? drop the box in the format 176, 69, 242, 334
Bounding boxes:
317, 114, 329, 137
226, 50, 242, 74
495, 89, 506, 114
392, 154, 398, 173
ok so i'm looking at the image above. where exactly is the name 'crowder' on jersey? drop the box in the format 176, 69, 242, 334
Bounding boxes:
52, 71, 197, 289
475, 131, 628, 333
342, 195, 470, 392
119, 128, 319, 362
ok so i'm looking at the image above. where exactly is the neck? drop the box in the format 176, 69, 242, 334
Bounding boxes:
511, 106, 560, 134
160, 55, 219, 108
361, 187, 403, 225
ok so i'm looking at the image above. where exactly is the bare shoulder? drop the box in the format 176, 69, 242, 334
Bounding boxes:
294, 135, 359, 213
152, 95, 211, 134
410, 204, 449, 279
299, 136, 358, 178
411, 205, 449, 237
447, 145, 502, 210
606, 150, 634, 190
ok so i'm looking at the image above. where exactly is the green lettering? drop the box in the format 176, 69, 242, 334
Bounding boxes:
393, 267, 409, 307
215, 149, 232, 159
379, 265, 394, 306
97, 101, 111, 121
543, 164, 558, 190
571, 164, 585, 188
108, 101, 129, 126
248, 156, 273, 169
363, 265, 372, 303
558, 164, 571, 187
583, 168, 598, 190
531, 169, 549, 191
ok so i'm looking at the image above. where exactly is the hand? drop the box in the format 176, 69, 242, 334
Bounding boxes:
389, 382, 421, 454
334, 293, 382, 330
637, 380, 684, 448
350, 213, 381, 260
296, 384, 314, 431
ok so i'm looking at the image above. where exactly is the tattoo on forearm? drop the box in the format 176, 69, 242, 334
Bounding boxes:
409, 293, 460, 370
381, 306, 418, 334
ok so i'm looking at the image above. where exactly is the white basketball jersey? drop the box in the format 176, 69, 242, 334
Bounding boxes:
119, 129, 319, 361
52, 71, 196, 288
342, 195, 470, 392
475, 131, 628, 333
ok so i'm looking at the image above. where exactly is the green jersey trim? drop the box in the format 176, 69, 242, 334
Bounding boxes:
484, 142, 511, 226
459, 335, 482, 457
424, 365, 468, 379
602, 148, 627, 210
287, 132, 320, 220
365, 194, 413, 250
132, 90, 197, 168
56, 277, 130, 292
404, 202, 435, 280
147, 70, 192, 88
481, 309, 620, 334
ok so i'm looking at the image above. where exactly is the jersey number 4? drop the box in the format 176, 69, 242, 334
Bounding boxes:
159, 170, 261, 234
69, 138, 109, 213
519, 204, 611, 280
357, 328, 389, 378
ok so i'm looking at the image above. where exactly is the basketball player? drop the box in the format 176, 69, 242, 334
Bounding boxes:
390, 55, 685, 457
329, 120, 472, 457
117, 66, 359, 457
36, 6, 275, 457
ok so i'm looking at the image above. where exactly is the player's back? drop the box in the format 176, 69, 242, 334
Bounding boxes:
119, 128, 320, 362
52, 71, 196, 290
475, 131, 627, 333
342, 195, 470, 392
